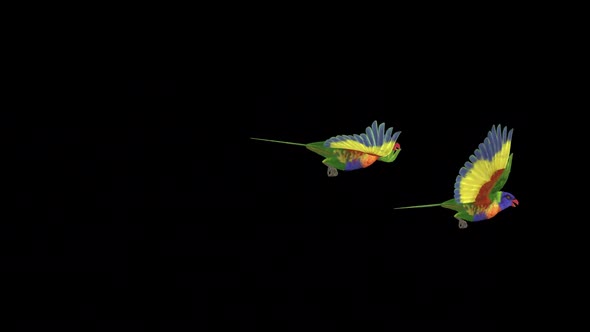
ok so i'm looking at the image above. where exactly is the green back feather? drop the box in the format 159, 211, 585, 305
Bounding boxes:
304, 141, 338, 158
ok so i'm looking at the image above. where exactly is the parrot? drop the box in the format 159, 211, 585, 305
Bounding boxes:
394, 124, 518, 229
250, 120, 402, 177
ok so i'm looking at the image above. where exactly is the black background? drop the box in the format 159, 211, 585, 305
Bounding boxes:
5, 78, 549, 331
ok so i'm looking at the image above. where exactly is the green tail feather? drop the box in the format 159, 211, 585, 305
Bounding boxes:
250, 137, 307, 146
394, 203, 443, 209
394, 198, 462, 211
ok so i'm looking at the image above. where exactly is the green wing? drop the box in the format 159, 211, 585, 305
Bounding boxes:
491, 153, 513, 193
454, 124, 514, 205
324, 120, 401, 157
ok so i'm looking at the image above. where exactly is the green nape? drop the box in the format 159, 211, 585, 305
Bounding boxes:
378, 149, 401, 163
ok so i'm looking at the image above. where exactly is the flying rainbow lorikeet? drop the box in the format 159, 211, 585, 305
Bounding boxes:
394, 124, 518, 229
250, 120, 402, 177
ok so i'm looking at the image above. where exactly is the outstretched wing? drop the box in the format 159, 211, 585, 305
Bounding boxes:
323, 120, 401, 157
454, 124, 514, 207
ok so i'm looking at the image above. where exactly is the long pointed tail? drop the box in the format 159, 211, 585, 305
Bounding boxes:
250, 137, 308, 146
394, 203, 443, 209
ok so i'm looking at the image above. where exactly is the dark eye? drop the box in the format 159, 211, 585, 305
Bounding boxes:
505, 195, 512, 200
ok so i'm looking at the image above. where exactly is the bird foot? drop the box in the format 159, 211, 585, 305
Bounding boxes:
327, 166, 338, 177
457, 218, 468, 229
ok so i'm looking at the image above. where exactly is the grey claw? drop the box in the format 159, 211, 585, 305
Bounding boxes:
327, 166, 338, 177
458, 219, 468, 229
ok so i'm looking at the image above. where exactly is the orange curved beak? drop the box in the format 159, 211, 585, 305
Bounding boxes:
511, 199, 519, 207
